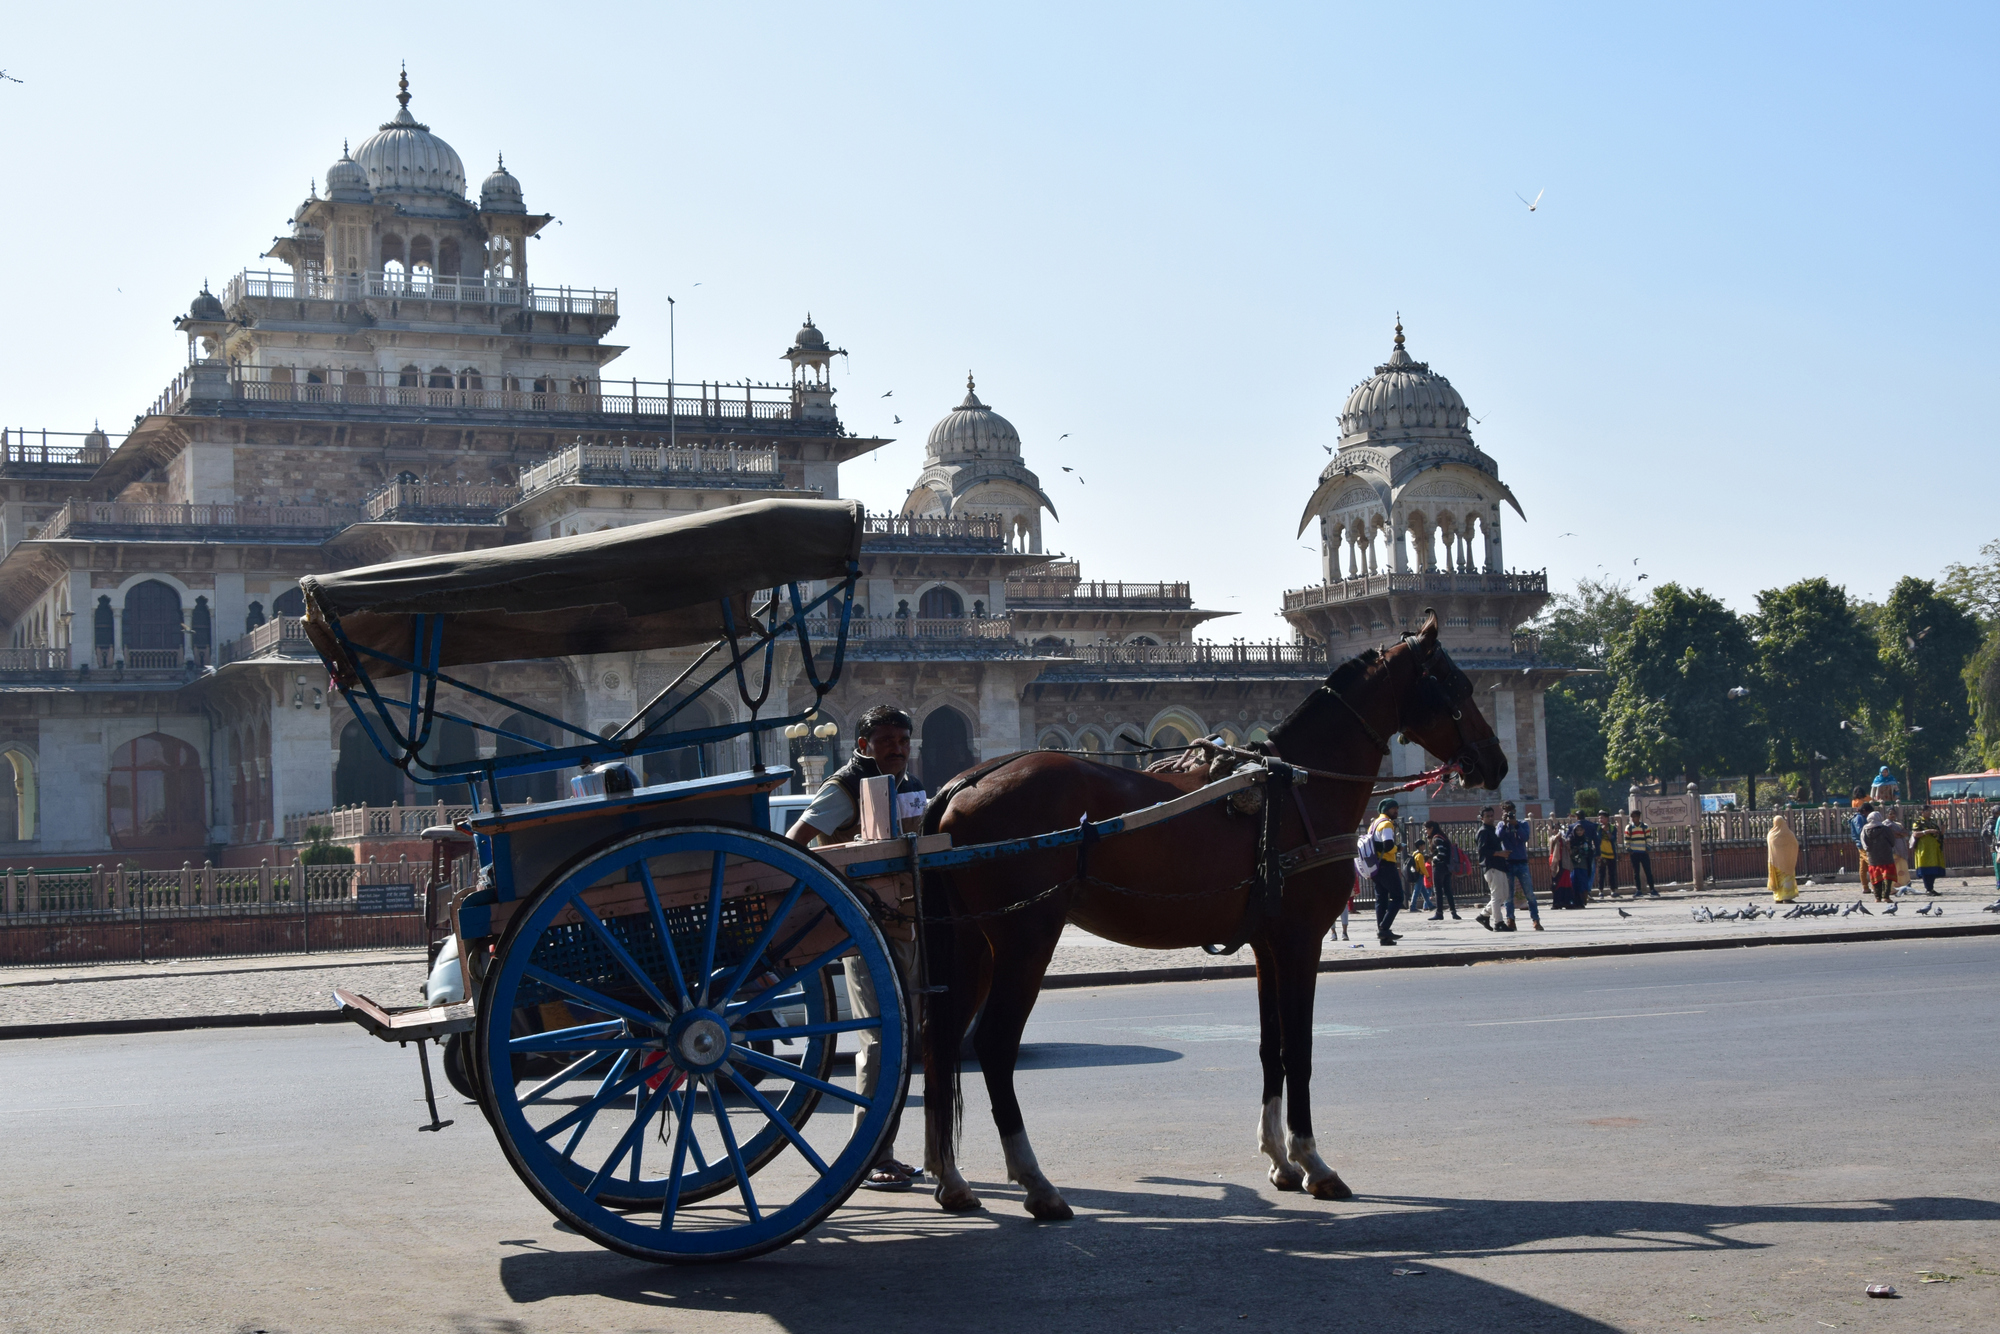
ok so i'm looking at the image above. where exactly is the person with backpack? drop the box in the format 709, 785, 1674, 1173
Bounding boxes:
1476, 805, 1511, 931
1561, 810, 1598, 908
1358, 797, 1406, 946
1860, 810, 1906, 902
1424, 820, 1464, 921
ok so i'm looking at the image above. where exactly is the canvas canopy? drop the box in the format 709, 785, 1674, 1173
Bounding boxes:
302, 498, 862, 677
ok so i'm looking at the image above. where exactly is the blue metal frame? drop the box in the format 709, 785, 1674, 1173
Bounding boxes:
318, 565, 859, 815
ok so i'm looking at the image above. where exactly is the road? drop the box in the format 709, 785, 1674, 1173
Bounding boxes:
2, 937, 1997, 1333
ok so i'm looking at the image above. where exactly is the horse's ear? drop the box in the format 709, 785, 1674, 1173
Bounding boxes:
1417, 607, 1440, 645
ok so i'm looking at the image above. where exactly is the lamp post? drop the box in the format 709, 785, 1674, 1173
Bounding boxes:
667, 295, 676, 455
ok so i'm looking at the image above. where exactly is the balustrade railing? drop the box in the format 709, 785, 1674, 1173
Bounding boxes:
283, 801, 477, 846
1282, 570, 1549, 611
860, 514, 1009, 547
218, 616, 312, 666
1, 429, 115, 468
33, 499, 359, 538
816, 616, 1017, 643
363, 479, 520, 521
1074, 641, 1329, 667
0, 647, 68, 673
0, 856, 445, 915
227, 269, 617, 315
518, 441, 782, 496
1007, 579, 1191, 602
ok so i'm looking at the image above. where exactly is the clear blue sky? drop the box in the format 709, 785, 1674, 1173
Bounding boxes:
4, 3, 1993, 639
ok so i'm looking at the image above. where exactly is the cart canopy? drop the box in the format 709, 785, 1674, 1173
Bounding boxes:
302, 498, 862, 676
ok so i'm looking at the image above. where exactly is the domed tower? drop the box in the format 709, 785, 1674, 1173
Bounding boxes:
1284, 320, 1544, 655
352, 68, 467, 203
782, 315, 845, 423
904, 374, 1057, 553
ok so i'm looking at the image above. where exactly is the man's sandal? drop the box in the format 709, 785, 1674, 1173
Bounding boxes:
862, 1159, 919, 1190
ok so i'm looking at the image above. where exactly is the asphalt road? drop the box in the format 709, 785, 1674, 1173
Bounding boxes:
3, 937, 1997, 1334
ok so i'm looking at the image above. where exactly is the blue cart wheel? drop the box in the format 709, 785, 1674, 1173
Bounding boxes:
474, 822, 906, 1263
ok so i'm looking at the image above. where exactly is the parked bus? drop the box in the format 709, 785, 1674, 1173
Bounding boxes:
1927, 769, 2000, 802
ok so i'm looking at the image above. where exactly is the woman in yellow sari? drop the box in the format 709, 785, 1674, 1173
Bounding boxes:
1767, 815, 1800, 902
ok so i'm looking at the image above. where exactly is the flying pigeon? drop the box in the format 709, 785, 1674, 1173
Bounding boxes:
880, 390, 893, 398
1638, 574, 1650, 581
1515, 188, 1546, 212
1059, 433, 1070, 440
892, 414, 901, 423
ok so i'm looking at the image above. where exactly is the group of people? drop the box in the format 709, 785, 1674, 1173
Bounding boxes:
1350, 799, 1669, 946
1847, 801, 1951, 902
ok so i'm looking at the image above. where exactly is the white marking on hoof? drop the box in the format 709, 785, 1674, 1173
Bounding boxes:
1001, 1130, 1073, 1220
1260, 1097, 1303, 1190
927, 1147, 981, 1212
1288, 1132, 1353, 1201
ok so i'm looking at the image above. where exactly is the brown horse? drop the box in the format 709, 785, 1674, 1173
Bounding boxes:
918, 612, 1507, 1218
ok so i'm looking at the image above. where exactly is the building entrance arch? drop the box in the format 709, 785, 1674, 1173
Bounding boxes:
920, 705, 975, 790
107, 732, 205, 850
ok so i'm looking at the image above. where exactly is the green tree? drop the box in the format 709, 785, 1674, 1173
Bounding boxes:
1965, 624, 2000, 769
297, 824, 356, 866
1866, 576, 1983, 791
1749, 577, 1878, 802
1530, 578, 1640, 812
1939, 538, 2000, 622
1603, 583, 1759, 786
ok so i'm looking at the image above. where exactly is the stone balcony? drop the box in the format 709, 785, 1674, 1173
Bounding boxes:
31, 500, 358, 544
1005, 577, 1193, 607
860, 514, 1013, 553
362, 479, 519, 524
1033, 640, 1331, 678
516, 441, 788, 499
1281, 570, 1548, 611
218, 616, 316, 668
225, 268, 618, 318
0, 429, 112, 480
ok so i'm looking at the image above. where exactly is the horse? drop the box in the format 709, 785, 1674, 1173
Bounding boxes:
917, 610, 1507, 1219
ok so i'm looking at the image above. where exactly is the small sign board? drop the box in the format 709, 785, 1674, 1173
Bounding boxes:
355, 882, 417, 913
1700, 793, 1738, 813
1634, 794, 1693, 827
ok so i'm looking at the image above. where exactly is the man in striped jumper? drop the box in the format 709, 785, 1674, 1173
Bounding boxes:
1624, 813, 1659, 897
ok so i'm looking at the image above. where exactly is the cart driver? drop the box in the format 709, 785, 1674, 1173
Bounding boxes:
786, 705, 925, 1189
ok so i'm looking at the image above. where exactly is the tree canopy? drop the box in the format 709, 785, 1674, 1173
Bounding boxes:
1530, 577, 1638, 811
1866, 576, 1984, 785
1749, 577, 1878, 802
1603, 582, 1759, 785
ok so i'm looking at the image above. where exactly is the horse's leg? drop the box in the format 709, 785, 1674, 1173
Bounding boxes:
927, 923, 991, 1213
1275, 931, 1352, 1201
972, 909, 1072, 1221
1252, 942, 1303, 1190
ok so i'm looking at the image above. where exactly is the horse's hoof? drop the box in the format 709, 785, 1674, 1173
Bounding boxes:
936, 1185, 984, 1213
1025, 1195, 1074, 1221
1308, 1174, 1354, 1202
1269, 1167, 1305, 1192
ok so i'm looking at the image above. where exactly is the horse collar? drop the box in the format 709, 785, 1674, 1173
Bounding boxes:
1320, 684, 1389, 756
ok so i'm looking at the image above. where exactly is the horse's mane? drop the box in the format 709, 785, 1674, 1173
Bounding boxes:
1267, 646, 1385, 745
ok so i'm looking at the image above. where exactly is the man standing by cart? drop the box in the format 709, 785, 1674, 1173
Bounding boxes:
788, 705, 925, 1189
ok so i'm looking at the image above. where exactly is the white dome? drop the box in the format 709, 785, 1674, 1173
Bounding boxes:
480, 154, 525, 212
1339, 323, 1469, 439
925, 374, 1022, 460
325, 143, 372, 202
353, 72, 465, 200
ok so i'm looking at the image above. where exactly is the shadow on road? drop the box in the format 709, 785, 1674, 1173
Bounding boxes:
489, 1178, 2000, 1330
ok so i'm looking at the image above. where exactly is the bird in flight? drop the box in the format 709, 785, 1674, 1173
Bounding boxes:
1557, 532, 1576, 538
892, 415, 901, 424
1322, 444, 1334, 453
1061, 466, 1073, 472
1632, 557, 1639, 565
0, 71, 22, 84
880, 390, 893, 398
1637, 573, 1650, 581
1059, 433, 1069, 440
1515, 188, 1545, 212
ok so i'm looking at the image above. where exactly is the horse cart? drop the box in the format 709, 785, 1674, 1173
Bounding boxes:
310, 497, 1425, 1262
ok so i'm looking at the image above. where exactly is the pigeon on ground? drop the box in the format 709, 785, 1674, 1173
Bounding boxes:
1841, 901, 1859, 917
1981, 900, 2000, 913
1617, 907, 1632, 918
1882, 902, 1899, 915
1855, 901, 1872, 915
1916, 903, 1937, 915
1783, 905, 1804, 919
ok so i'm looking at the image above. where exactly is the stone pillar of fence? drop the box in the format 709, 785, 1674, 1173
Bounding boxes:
26, 868, 39, 915
258, 860, 272, 903
180, 863, 192, 905
201, 861, 214, 904
1685, 783, 1704, 886
93, 865, 105, 912
4, 867, 14, 914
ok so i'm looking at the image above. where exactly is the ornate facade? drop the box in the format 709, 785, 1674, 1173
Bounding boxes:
0, 80, 1558, 869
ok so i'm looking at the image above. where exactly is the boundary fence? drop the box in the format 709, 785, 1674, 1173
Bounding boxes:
0, 857, 465, 967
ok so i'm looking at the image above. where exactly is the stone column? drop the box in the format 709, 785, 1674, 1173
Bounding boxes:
1391, 511, 1410, 573
1484, 510, 1503, 573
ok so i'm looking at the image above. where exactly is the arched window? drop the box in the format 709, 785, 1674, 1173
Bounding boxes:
1038, 730, 1068, 752
335, 719, 403, 808
0, 748, 34, 841
273, 587, 304, 619
343, 369, 368, 403
380, 234, 405, 271
485, 235, 515, 283
1128, 635, 1159, 647
107, 732, 205, 850
121, 581, 182, 667
1150, 723, 1191, 752
94, 596, 115, 668
920, 706, 975, 790
190, 597, 212, 664
244, 601, 265, 634
495, 711, 561, 806
918, 587, 963, 619
416, 715, 479, 805
438, 237, 461, 277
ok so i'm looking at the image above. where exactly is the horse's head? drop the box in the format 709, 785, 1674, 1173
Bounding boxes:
1270, 609, 1508, 791
1389, 611, 1507, 791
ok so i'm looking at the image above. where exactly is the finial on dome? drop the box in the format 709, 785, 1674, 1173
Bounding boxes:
967, 371, 976, 395
1394, 315, 1404, 349
497, 151, 504, 169
343, 138, 349, 156
397, 64, 410, 111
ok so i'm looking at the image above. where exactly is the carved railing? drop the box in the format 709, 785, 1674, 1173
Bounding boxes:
1282, 570, 1549, 611
0, 429, 114, 468
33, 500, 359, 539
218, 616, 313, 666
518, 441, 783, 496
1007, 579, 1190, 602
0, 647, 68, 673
363, 479, 520, 522
284, 801, 478, 846
860, 514, 1009, 549
227, 269, 617, 315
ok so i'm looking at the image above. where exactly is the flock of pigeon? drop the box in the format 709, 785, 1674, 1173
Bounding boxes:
1677, 897, 2000, 923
